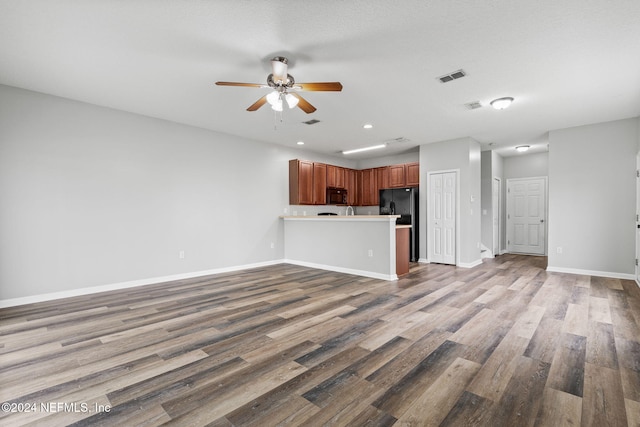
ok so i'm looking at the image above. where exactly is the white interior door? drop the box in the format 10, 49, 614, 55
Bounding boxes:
492, 177, 501, 256
507, 177, 547, 255
429, 171, 456, 265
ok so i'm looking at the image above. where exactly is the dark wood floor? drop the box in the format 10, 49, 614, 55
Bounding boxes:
1, 255, 639, 426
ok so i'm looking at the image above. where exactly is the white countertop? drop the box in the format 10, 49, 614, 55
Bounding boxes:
280, 215, 400, 219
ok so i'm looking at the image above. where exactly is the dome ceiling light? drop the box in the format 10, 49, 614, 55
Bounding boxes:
490, 97, 514, 110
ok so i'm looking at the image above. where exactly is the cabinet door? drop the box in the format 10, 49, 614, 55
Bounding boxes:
376, 166, 390, 190
345, 168, 357, 205
289, 159, 314, 204
406, 162, 420, 187
389, 164, 406, 188
313, 163, 327, 205
361, 168, 377, 206
327, 165, 346, 188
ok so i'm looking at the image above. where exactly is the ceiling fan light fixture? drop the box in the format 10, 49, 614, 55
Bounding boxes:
271, 100, 283, 112
342, 144, 386, 155
285, 93, 299, 109
271, 56, 288, 81
516, 145, 530, 152
266, 91, 280, 105
490, 97, 514, 110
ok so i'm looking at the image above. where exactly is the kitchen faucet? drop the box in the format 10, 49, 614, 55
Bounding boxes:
346, 205, 354, 216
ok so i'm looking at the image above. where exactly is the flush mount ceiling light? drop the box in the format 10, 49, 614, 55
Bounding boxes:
296, 141, 305, 145
363, 123, 373, 129
490, 97, 514, 110
516, 145, 530, 152
342, 144, 386, 155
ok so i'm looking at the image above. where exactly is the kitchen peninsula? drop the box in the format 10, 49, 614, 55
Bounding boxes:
281, 215, 406, 280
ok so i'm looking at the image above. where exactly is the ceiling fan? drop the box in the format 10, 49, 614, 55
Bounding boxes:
215, 56, 343, 114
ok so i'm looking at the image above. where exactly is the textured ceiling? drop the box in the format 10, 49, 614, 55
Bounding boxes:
1, 0, 639, 159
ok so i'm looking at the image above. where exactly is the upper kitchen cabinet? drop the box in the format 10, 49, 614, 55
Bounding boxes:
389, 164, 406, 188
345, 168, 358, 205
376, 167, 390, 190
405, 162, 420, 187
289, 159, 326, 205
313, 163, 327, 204
326, 165, 346, 189
360, 168, 377, 206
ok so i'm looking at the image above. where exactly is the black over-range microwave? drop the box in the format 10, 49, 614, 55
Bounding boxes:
326, 188, 347, 205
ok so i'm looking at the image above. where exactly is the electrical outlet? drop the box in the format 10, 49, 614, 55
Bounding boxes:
179, 250, 185, 259
270, 242, 275, 249
556, 247, 563, 254
368, 249, 374, 257
283, 207, 288, 214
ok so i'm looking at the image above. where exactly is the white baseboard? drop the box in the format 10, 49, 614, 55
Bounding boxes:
418, 258, 429, 264
546, 266, 636, 280
457, 259, 483, 269
283, 259, 398, 281
0, 259, 284, 309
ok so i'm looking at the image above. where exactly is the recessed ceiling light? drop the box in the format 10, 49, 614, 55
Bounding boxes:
363, 123, 373, 129
297, 141, 304, 145
342, 144, 386, 155
515, 145, 530, 152
490, 97, 514, 110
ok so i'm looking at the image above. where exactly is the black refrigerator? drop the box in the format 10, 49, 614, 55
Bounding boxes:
379, 187, 419, 262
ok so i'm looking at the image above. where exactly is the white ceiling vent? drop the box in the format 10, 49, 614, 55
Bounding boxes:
465, 101, 482, 110
303, 119, 321, 125
385, 136, 411, 145
438, 69, 466, 83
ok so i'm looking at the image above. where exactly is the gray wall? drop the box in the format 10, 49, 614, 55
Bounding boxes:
419, 137, 482, 266
547, 117, 637, 276
0, 85, 350, 300
503, 152, 549, 179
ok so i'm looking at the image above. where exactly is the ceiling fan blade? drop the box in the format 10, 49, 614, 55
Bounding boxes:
296, 82, 343, 92
247, 95, 268, 111
290, 93, 317, 114
215, 81, 265, 88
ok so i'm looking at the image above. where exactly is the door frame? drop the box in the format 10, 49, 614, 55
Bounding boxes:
636, 153, 640, 286
506, 176, 548, 255
493, 177, 502, 256
426, 169, 460, 265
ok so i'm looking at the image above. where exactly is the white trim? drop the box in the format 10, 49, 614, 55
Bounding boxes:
284, 259, 398, 281
458, 259, 483, 269
546, 266, 635, 280
0, 260, 284, 308
418, 258, 429, 264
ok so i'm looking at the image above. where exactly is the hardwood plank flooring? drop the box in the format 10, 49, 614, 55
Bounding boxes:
1, 254, 639, 426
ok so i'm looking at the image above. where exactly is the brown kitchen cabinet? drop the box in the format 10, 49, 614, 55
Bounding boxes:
406, 162, 420, 187
326, 165, 346, 189
376, 166, 390, 190
360, 168, 377, 206
389, 164, 406, 188
313, 163, 327, 204
290, 159, 419, 206
289, 159, 326, 205
396, 226, 410, 276
345, 168, 358, 205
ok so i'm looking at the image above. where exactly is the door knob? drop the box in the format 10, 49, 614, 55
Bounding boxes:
540, 219, 544, 223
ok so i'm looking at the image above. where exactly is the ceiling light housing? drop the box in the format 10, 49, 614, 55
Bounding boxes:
515, 145, 530, 152
363, 123, 373, 129
490, 97, 514, 110
342, 144, 386, 155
